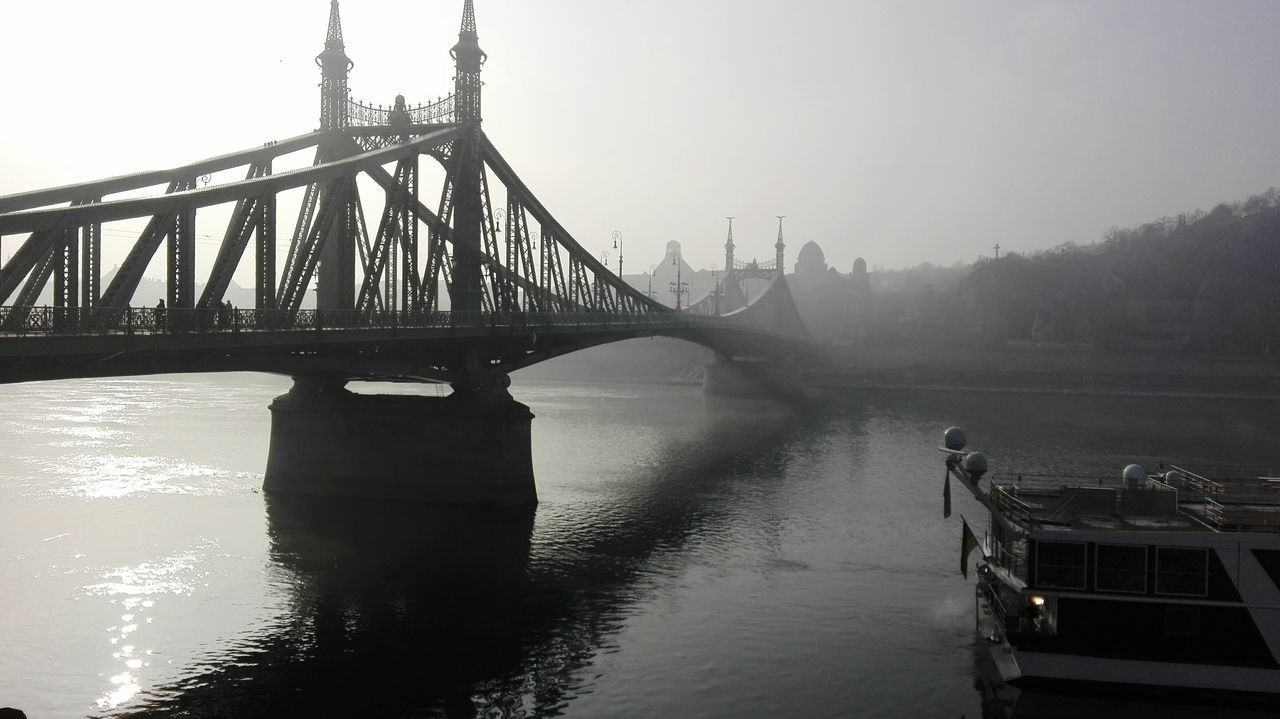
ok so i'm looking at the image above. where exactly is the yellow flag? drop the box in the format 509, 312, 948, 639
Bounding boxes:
960, 517, 980, 579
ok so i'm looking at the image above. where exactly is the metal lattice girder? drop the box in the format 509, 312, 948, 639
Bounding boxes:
399, 158, 421, 312
199, 162, 270, 310
13, 242, 57, 315
481, 134, 665, 314
0, 230, 58, 305
512, 199, 540, 312
277, 174, 354, 316
355, 185, 385, 313
167, 187, 198, 309
255, 184, 277, 311
81, 210, 101, 310
450, 126, 485, 313
0, 251, 55, 331
54, 224, 79, 311
543, 226, 569, 311
97, 178, 188, 312
504, 194, 520, 310
386, 221, 397, 314
422, 144, 458, 311
479, 167, 509, 311
0, 127, 462, 236
277, 180, 323, 309
0, 132, 323, 216
357, 160, 414, 312
364, 160, 554, 316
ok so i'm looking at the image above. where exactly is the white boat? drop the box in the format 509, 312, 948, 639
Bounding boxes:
941, 427, 1280, 700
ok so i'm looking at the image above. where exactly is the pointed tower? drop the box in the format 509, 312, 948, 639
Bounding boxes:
775, 216, 786, 276
316, 0, 353, 130
451, 0, 487, 123
724, 216, 736, 274
449, 0, 488, 312
315, 0, 357, 311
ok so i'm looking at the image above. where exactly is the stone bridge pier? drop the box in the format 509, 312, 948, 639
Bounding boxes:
263, 373, 536, 506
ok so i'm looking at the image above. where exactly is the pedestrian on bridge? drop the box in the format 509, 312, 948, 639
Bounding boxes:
155, 299, 166, 332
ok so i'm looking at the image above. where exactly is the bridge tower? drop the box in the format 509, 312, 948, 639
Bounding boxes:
315, 0, 358, 311
724, 216, 735, 276
449, 0, 488, 312
775, 216, 786, 277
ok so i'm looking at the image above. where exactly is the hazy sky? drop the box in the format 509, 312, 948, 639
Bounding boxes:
2, 0, 1279, 279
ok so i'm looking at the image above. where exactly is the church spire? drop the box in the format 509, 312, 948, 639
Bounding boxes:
775, 216, 786, 275
316, 0, 353, 129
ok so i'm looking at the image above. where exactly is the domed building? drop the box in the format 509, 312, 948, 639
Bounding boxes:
785, 241, 876, 342
794, 241, 828, 277
851, 257, 870, 292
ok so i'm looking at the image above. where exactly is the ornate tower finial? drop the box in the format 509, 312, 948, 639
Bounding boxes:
325, 0, 345, 48
460, 0, 477, 35
451, 0, 487, 123
316, 0, 353, 129
775, 215, 786, 274
724, 216, 735, 274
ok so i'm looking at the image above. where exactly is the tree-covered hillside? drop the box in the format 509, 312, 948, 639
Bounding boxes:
849, 188, 1280, 356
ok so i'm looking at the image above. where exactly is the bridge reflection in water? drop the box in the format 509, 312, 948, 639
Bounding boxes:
127, 400, 801, 717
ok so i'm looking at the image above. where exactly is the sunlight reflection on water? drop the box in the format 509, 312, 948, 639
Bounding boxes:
84, 546, 216, 711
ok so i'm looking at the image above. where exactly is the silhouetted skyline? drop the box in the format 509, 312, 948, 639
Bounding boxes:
3, 0, 1278, 277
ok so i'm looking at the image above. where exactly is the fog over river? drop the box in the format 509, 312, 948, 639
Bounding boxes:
1, 373, 1276, 717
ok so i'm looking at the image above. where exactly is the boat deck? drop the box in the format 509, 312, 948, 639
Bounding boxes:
989, 467, 1280, 533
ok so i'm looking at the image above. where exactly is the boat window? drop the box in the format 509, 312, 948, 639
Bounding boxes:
1155, 547, 1209, 597
1095, 544, 1147, 593
1036, 541, 1086, 590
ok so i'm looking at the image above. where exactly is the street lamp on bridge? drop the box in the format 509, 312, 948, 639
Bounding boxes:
711, 263, 721, 316
599, 250, 609, 307
647, 264, 656, 300
669, 247, 688, 311
612, 230, 623, 279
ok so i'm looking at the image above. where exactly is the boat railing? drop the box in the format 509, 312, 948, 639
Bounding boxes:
990, 474, 1186, 528
1204, 497, 1226, 529
989, 473, 1125, 491
990, 536, 1028, 579
1167, 465, 1225, 499
991, 485, 1035, 527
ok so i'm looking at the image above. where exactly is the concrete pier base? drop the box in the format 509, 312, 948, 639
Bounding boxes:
264, 376, 536, 506
703, 356, 804, 401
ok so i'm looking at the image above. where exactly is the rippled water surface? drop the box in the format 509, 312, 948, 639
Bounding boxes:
1, 374, 1277, 717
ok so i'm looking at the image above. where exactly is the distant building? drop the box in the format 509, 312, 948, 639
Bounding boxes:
786, 241, 874, 341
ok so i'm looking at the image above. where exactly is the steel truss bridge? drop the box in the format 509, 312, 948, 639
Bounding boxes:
0, 0, 809, 389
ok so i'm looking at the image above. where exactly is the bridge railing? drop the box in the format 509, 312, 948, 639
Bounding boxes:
0, 305, 802, 340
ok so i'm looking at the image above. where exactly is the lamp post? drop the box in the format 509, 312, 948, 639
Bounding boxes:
493, 209, 507, 309
712, 263, 720, 316
647, 264, 656, 300
599, 250, 609, 308
669, 247, 688, 310
612, 230, 623, 278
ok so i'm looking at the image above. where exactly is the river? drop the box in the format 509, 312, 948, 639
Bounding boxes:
1, 373, 1277, 717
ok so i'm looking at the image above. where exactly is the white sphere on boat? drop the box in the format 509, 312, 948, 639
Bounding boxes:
963, 452, 988, 477
1122, 464, 1147, 482
1164, 470, 1183, 484
944, 426, 967, 451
